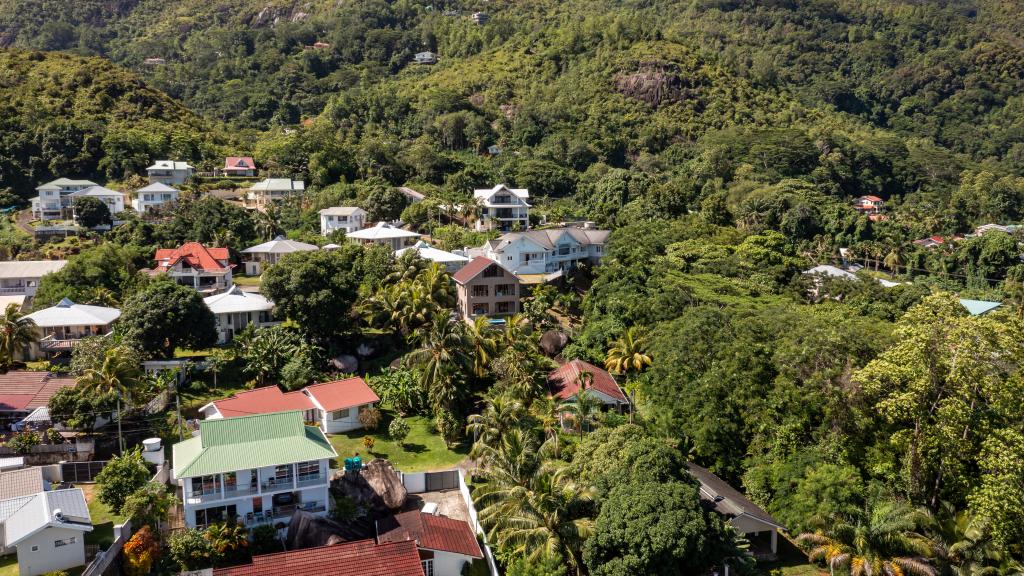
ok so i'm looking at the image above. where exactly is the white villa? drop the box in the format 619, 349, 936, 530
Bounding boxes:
240, 236, 318, 276
199, 377, 380, 435
24, 298, 121, 359
151, 243, 233, 294
473, 184, 530, 231
30, 179, 97, 221
319, 207, 367, 236
0, 261, 67, 298
132, 182, 179, 214
203, 286, 278, 343
246, 179, 305, 210
68, 186, 125, 220
473, 227, 610, 275
395, 241, 469, 273
147, 160, 195, 185
172, 411, 337, 529
2, 488, 92, 576
346, 222, 421, 251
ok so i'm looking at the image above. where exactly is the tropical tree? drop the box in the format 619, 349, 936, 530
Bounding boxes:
917, 503, 1013, 576
204, 522, 248, 566
530, 396, 563, 459
406, 315, 469, 412
77, 345, 143, 405
560, 384, 603, 441
796, 500, 937, 576
604, 327, 652, 375
0, 302, 35, 369
467, 394, 525, 453
465, 315, 499, 378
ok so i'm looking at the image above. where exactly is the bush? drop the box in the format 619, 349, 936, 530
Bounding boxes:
358, 407, 381, 431
362, 435, 376, 452
389, 417, 410, 446
95, 449, 151, 515
5, 431, 40, 454
123, 525, 160, 576
250, 524, 282, 556
168, 527, 214, 571
45, 428, 64, 444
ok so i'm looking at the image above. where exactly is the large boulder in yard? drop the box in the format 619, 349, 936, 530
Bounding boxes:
285, 510, 374, 549
540, 330, 570, 357
331, 458, 408, 515
330, 354, 359, 373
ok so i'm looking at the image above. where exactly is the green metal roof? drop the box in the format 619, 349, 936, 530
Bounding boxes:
172, 411, 337, 478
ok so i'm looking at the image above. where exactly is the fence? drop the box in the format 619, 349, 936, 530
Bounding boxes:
401, 469, 459, 493
458, 470, 501, 576
0, 439, 95, 465
61, 460, 108, 483
81, 520, 132, 576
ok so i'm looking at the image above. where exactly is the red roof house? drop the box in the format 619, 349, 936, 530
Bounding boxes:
0, 371, 76, 414
200, 378, 380, 434
223, 157, 257, 177
547, 359, 629, 406
213, 539, 423, 576
452, 257, 521, 322
377, 510, 483, 572
152, 242, 234, 293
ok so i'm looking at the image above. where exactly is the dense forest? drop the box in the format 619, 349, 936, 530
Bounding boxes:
1, 0, 1024, 574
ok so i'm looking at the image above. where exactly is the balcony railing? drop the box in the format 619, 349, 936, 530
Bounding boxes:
38, 334, 81, 352
222, 484, 258, 498
185, 490, 224, 505
0, 286, 27, 295
261, 477, 294, 492
244, 503, 326, 526
295, 473, 326, 488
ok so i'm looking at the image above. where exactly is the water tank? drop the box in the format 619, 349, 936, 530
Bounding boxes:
142, 438, 162, 452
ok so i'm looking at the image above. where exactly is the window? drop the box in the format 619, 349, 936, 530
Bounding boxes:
495, 284, 515, 297
483, 265, 502, 278
191, 474, 221, 496
422, 559, 434, 576
31, 546, 38, 552
472, 285, 489, 297
297, 461, 320, 481
496, 302, 511, 314
54, 537, 76, 547
558, 245, 570, 255
332, 408, 350, 419
472, 303, 489, 315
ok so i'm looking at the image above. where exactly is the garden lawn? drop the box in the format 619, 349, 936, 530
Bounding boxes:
0, 555, 16, 576
328, 413, 467, 473
80, 484, 126, 550
232, 275, 261, 287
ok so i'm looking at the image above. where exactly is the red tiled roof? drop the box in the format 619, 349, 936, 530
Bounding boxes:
304, 377, 379, 412
0, 372, 76, 412
224, 156, 255, 171
209, 386, 314, 419
547, 359, 628, 404
859, 195, 883, 202
213, 540, 423, 576
377, 511, 483, 559
153, 242, 230, 273
452, 256, 499, 284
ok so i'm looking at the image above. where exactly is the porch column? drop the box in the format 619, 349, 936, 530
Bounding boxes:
770, 528, 777, 554
220, 474, 225, 500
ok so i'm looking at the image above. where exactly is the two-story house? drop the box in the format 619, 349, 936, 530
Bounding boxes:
172, 411, 338, 529
240, 236, 318, 276
246, 179, 305, 210
452, 256, 521, 322
147, 160, 195, 185
30, 179, 97, 221
223, 157, 257, 177
319, 207, 367, 237
475, 227, 610, 275
68, 186, 126, 220
199, 378, 380, 435
853, 195, 884, 215
203, 286, 279, 343
132, 182, 179, 214
414, 51, 437, 64
151, 243, 233, 294
473, 184, 530, 231
346, 222, 421, 251
24, 298, 121, 360
0, 261, 67, 298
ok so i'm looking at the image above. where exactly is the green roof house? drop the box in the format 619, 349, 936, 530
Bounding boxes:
172, 411, 337, 529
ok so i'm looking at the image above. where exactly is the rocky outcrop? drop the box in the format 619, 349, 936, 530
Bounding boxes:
285, 510, 374, 549
330, 458, 408, 515
615, 62, 702, 107
540, 330, 570, 357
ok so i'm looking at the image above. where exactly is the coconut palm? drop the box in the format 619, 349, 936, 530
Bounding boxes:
884, 246, 904, 275
406, 315, 469, 412
604, 327, 652, 376
467, 394, 524, 455
464, 315, 499, 378
559, 384, 603, 441
917, 503, 1016, 576
77, 346, 142, 454
797, 500, 937, 576
253, 207, 283, 241
476, 465, 594, 575
530, 395, 562, 459
0, 303, 35, 369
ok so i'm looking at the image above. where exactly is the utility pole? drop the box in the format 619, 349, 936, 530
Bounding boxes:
174, 378, 184, 441
116, 396, 124, 455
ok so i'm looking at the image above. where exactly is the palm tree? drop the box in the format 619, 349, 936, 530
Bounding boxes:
884, 246, 903, 275
465, 316, 499, 378
254, 205, 283, 241
605, 327, 652, 423
560, 381, 603, 441
467, 394, 524, 456
77, 346, 142, 453
476, 466, 595, 575
204, 522, 248, 566
918, 503, 1015, 576
530, 396, 562, 459
0, 303, 35, 369
406, 316, 469, 412
797, 500, 937, 576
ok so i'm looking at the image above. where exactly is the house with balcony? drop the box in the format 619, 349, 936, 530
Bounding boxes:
452, 256, 521, 322
223, 156, 257, 177
246, 179, 305, 210
0, 261, 67, 298
240, 236, 318, 276
30, 179, 98, 221
172, 411, 337, 529
151, 243, 233, 294
68, 186, 126, 220
473, 184, 530, 231
146, 160, 195, 185
24, 298, 120, 360
346, 222, 421, 252
199, 377, 380, 434
475, 227, 610, 275
319, 207, 367, 237
132, 182, 179, 214
203, 287, 279, 343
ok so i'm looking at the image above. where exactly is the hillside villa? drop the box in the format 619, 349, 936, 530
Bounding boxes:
395, 241, 469, 273
68, 186, 125, 220
240, 236, 318, 276
319, 207, 367, 236
472, 226, 610, 275
223, 156, 257, 177
24, 298, 120, 359
30, 178, 97, 221
132, 182, 179, 214
452, 256, 521, 322
203, 286, 278, 343
151, 243, 233, 294
547, 359, 629, 412
147, 160, 195, 185
473, 184, 530, 231
0, 260, 67, 299
346, 222, 421, 251
172, 411, 337, 529
246, 179, 305, 210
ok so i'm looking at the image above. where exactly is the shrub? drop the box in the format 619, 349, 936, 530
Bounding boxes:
95, 449, 151, 515
168, 527, 214, 571
362, 435, 376, 452
5, 431, 40, 454
123, 525, 160, 576
250, 524, 282, 556
389, 417, 410, 446
358, 407, 381, 431
46, 428, 64, 444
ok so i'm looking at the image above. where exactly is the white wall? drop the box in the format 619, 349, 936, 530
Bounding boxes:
15, 526, 88, 576
402, 472, 426, 494
429, 550, 473, 576
319, 403, 374, 434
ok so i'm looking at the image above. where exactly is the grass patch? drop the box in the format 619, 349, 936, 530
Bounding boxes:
329, 411, 467, 472
179, 381, 251, 419
80, 484, 126, 551
174, 348, 215, 358
232, 275, 262, 286
757, 537, 824, 576
0, 555, 17, 576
